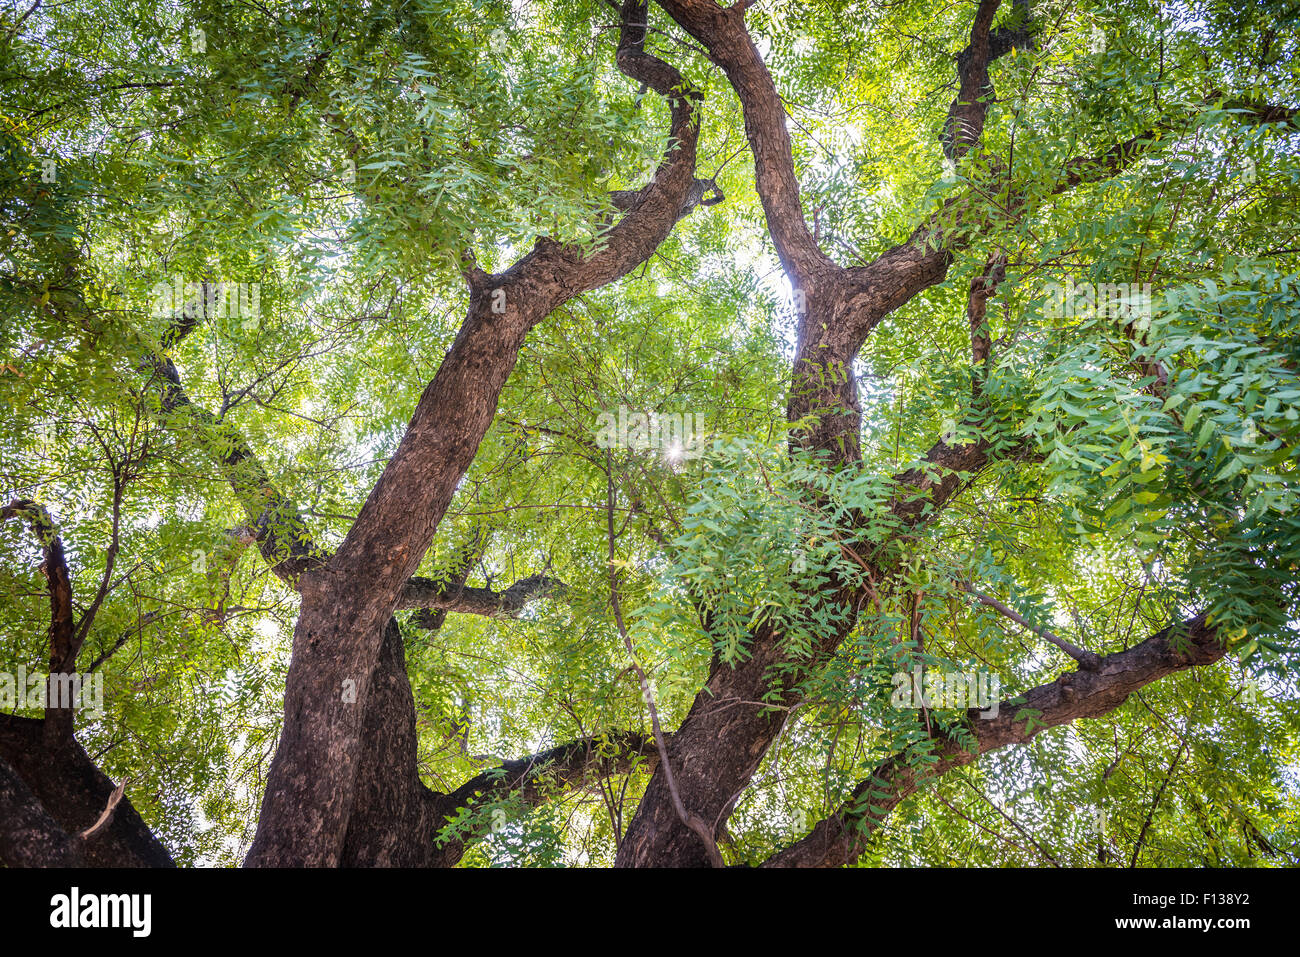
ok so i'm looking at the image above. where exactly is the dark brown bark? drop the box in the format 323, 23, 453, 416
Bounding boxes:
761, 614, 1224, 867
245, 0, 706, 866
2, 501, 80, 746
614, 436, 1019, 867
653, 0, 1024, 466
0, 714, 175, 867
19, 11, 683, 863
144, 309, 620, 867
614, 0, 1034, 867
336, 618, 444, 866
0, 753, 84, 867
147, 334, 564, 622
399, 573, 564, 622
943, 0, 1033, 162
617, 0, 1255, 869
11, 4, 1290, 871
426, 730, 661, 867
339, 611, 659, 868
966, 252, 1005, 395
0, 502, 175, 867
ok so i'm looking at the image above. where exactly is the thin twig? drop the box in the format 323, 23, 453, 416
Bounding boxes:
605, 449, 723, 867
959, 579, 1102, 670
79, 778, 127, 840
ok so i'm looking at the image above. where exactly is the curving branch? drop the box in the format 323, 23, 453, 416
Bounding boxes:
1053, 97, 1298, 197
425, 730, 662, 867
0, 499, 175, 866
966, 252, 1005, 396
943, 0, 1034, 162
247, 0, 709, 866
3, 500, 78, 743
654, 0, 1032, 464
655, 0, 834, 286
959, 580, 1102, 670
443, 731, 661, 819
142, 331, 329, 582
617, 0, 1064, 865
148, 346, 566, 626
761, 614, 1224, 867
885, 431, 1040, 530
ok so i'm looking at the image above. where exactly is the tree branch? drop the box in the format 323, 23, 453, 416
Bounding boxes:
0, 755, 83, 867
248, 0, 707, 866
761, 613, 1224, 867
655, 0, 833, 285
430, 729, 662, 865
966, 251, 1005, 396
959, 579, 1103, 671
943, 0, 1033, 161
442, 730, 661, 818
400, 573, 566, 624
2, 499, 78, 743
0, 714, 174, 867
605, 451, 722, 867
148, 342, 563, 623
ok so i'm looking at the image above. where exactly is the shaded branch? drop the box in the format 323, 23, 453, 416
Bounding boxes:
248, 0, 707, 866
944, 0, 1004, 162
761, 613, 1224, 867
885, 434, 1035, 528
966, 251, 1005, 396
0, 714, 174, 867
400, 573, 566, 625
442, 730, 661, 818
0, 755, 83, 867
1053, 97, 1298, 197
606, 451, 722, 867
149, 346, 563, 625
429, 729, 663, 865
3, 499, 78, 743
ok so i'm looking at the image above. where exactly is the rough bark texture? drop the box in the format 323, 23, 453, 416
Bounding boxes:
614, 0, 1030, 867
137, 277, 638, 867
398, 573, 564, 620
614, 438, 1015, 867
0, 753, 84, 867
8, 1, 1294, 871
761, 614, 1225, 867
0, 502, 174, 868
245, 0, 706, 866
0, 715, 175, 867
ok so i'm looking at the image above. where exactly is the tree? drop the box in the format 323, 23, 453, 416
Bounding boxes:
1, 0, 1297, 868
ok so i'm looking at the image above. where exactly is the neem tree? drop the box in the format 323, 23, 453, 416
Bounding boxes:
1, 0, 1298, 868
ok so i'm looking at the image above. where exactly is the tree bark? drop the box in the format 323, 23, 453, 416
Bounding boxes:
761, 614, 1224, 867
246, 0, 707, 866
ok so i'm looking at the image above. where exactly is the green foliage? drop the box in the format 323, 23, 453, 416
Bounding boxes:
2, 0, 1298, 867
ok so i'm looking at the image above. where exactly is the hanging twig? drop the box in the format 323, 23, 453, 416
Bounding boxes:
605, 450, 723, 867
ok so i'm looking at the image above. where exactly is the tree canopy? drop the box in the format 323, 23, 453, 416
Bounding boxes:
1, 0, 1299, 868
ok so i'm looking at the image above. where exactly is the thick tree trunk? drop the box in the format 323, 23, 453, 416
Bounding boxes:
0, 714, 175, 867
247, 0, 704, 865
